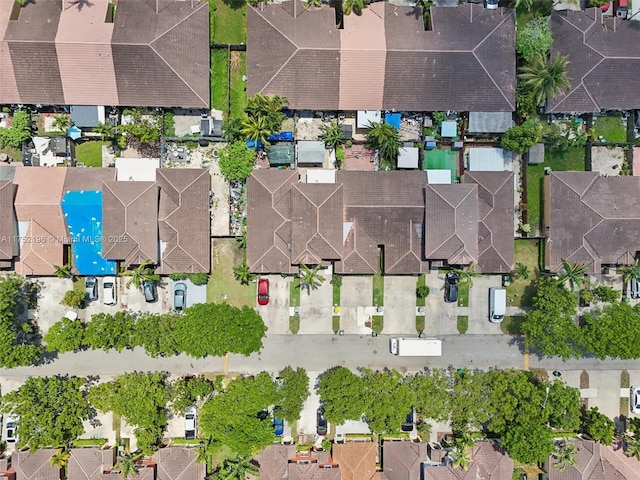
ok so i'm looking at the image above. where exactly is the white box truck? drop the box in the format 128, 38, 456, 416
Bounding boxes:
489, 287, 506, 323
389, 337, 442, 356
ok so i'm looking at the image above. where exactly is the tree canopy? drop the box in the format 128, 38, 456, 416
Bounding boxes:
170, 376, 214, 416
276, 367, 310, 424
516, 17, 552, 63
318, 367, 366, 425
43, 317, 85, 353
581, 302, 640, 360
218, 141, 257, 182
0, 376, 91, 450
360, 369, 413, 434
581, 407, 615, 445
501, 119, 542, 154
0, 111, 31, 148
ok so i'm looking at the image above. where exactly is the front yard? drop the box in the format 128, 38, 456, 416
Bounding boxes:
206, 238, 255, 307
506, 239, 539, 308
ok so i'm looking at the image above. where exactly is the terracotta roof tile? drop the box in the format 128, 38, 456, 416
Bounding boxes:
0, 181, 17, 260
68, 448, 115, 480
13, 449, 60, 480
332, 442, 378, 480
152, 447, 206, 480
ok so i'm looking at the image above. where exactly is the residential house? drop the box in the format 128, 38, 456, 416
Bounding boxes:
152, 446, 206, 480
288, 449, 341, 480
256, 445, 296, 480
422, 441, 514, 480
247, 170, 515, 274
13, 449, 60, 480
548, 8, 640, 113
0, 455, 16, 480
0, 179, 18, 269
382, 441, 430, 480
331, 442, 378, 480
543, 171, 640, 274
0, 0, 209, 108
545, 438, 640, 480
68, 447, 115, 480
248, 2, 515, 112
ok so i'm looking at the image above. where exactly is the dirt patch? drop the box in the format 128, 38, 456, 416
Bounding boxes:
208, 238, 255, 307
591, 145, 626, 176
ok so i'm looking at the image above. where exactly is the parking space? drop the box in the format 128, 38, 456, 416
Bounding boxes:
340, 276, 372, 335
465, 275, 503, 334
166, 278, 206, 310
383, 276, 417, 334
259, 275, 290, 335
298, 372, 322, 436
584, 370, 625, 422
422, 271, 459, 335
298, 266, 333, 334
33, 277, 75, 335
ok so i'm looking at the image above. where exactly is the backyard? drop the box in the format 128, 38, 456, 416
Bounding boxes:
526, 145, 585, 230
206, 239, 255, 307
593, 115, 627, 143
76, 141, 108, 167
506, 239, 539, 308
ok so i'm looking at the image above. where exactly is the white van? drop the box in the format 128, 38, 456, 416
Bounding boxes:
489, 287, 506, 323
103, 276, 117, 306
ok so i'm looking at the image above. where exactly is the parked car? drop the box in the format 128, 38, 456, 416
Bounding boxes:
316, 407, 328, 436
185, 406, 197, 440
5, 415, 18, 443
486, 0, 499, 9
174, 282, 187, 311
601, 1, 611, 11
142, 280, 157, 303
617, 0, 627, 17
444, 271, 459, 303
401, 409, 414, 432
631, 386, 640, 414
274, 407, 284, 436
103, 276, 116, 305
257, 409, 269, 420
631, 279, 639, 299
258, 278, 269, 306
85, 276, 98, 302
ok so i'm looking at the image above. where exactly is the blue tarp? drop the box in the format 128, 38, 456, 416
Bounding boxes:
266, 131, 294, 142
62, 190, 116, 275
280, 131, 294, 141
246, 139, 263, 150
67, 125, 82, 140
385, 113, 401, 129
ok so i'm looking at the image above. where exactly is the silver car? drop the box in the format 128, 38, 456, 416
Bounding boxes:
631, 386, 640, 414
174, 282, 187, 311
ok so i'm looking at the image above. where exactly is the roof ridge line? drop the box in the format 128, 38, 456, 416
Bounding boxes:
149, 44, 208, 107
150, 4, 205, 43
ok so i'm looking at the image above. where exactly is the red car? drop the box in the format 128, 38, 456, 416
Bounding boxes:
258, 278, 269, 305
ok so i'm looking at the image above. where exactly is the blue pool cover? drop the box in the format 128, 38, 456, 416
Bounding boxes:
385, 113, 401, 129
62, 190, 116, 275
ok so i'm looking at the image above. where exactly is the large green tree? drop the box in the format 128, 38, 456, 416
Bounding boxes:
170, 376, 215, 416
407, 371, 450, 422
581, 302, 640, 360
276, 366, 310, 425
581, 407, 615, 445
0, 111, 31, 148
317, 367, 366, 425
218, 141, 257, 182
200, 373, 276, 455
360, 369, 414, 434
43, 317, 85, 353
518, 53, 572, 107
0, 376, 91, 450
502, 423, 554, 465
132, 313, 180, 358
501, 119, 542, 154
84, 312, 136, 352
450, 369, 490, 433
516, 17, 553, 63
365, 122, 401, 170
545, 380, 582, 431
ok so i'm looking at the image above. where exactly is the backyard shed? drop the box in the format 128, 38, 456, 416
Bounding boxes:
441, 121, 457, 138
297, 141, 325, 165
268, 145, 294, 167
424, 149, 457, 182
468, 112, 513, 134
467, 147, 514, 171
200, 118, 223, 137
385, 113, 401, 129
426, 169, 452, 184
397, 147, 419, 169
340, 124, 353, 140
115, 158, 159, 181
528, 143, 545, 165
357, 110, 381, 128
70, 106, 105, 128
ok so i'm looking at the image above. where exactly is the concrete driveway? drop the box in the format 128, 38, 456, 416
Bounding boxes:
167, 278, 206, 311
298, 266, 333, 334
383, 276, 417, 334
259, 275, 290, 335
422, 271, 459, 335
33, 277, 74, 335
340, 276, 372, 334
462, 275, 503, 335
298, 372, 322, 436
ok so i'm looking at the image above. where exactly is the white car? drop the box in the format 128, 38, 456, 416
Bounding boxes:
103, 276, 117, 305
185, 406, 197, 440
631, 386, 640, 414
5, 415, 18, 443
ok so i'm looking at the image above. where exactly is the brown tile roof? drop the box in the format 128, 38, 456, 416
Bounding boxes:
63, 168, 116, 193
424, 184, 479, 266
463, 172, 514, 273
13, 449, 60, 480
12, 167, 68, 276
248, 3, 515, 111
334, 221, 378, 275
421, 442, 513, 480
102, 181, 159, 266
156, 169, 210, 274
599, 442, 640, 480
256, 444, 296, 480
544, 172, 640, 274
382, 441, 429, 480
0, 0, 209, 108
0, 180, 17, 261
288, 462, 341, 480
549, 9, 640, 113
332, 442, 378, 480
68, 448, 115, 480
547, 439, 621, 480
152, 447, 205, 480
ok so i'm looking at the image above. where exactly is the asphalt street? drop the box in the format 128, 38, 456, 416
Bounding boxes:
1, 335, 640, 378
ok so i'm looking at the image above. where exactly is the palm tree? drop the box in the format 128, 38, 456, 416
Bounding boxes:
343, 0, 368, 15
305, 0, 322, 6
195, 443, 210, 465
452, 262, 481, 287
451, 445, 473, 471
625, 435, 640, 460
94, 122, 116, 141
122, 261, 159, 289
118, 454, 138, 479
320, 122, 345, 152
552, 440, 579, 471
298, 264, 326, 292
218, 456, 259, 480
513, 262, 530, 280
53, 263, 74, 280
621, 259, 640, 284
53, 114, 71, 132
49, 448, 70, 472
518, 54, 572, 107
365, 122, 401, 170
233, 259, 255, 285
512, 0, 534, 11
241, 115, 271, 146
558, 258, 587, 291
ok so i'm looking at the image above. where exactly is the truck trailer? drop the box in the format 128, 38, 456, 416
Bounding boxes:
389, 337, 442, 356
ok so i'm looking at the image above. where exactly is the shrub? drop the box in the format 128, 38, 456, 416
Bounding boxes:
416, 285, 429, 299
168, 273, 210, 286
60, 289, 85, 309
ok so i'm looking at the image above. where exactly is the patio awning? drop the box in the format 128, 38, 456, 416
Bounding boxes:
67, 125, 82, 140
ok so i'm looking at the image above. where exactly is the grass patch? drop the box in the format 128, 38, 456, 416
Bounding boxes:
373, 273, 384, 306
332, 316, 340, 333
206, 239, 255, 307
416, 316, 425, 334
0, 146, 22, 162
212, 1, 246, 44
73, 277, 84, 292
289, 315, 300, 334
229, 51, 247, 119
416, 274, 426, 307
170, 438, 202, 445
290, 277, 300, 308
76, 141, 108, 167
73, 438, 107, 447
211, 444, 235, 470
593, 115, 627, 143
332, 278, 340, 306
372, 315, 383, 333
621, 370, 630, 389
457, 283, 469, 307
506, 239, 539, 307
580, 370, 589, 389
211, 49, 229, 113
457, 316, 468, 334
621, 397, 629, 416
526, 146, 585, 229
500, 316, 524, 335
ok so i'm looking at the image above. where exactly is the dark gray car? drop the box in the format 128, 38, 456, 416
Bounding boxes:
444, 271, 459, 303
85, 276, 98, 301
143, 280, 157, 303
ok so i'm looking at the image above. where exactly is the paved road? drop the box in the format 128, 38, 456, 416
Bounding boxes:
2, 334, 640, 378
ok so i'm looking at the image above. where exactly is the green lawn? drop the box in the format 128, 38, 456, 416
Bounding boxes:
76, 141, 108, 167
0, 146, 22, 162
332, 316, 340, 333
332, 277, 340, 306
500, 316, 524, 335
506, 239, 539, 307
229, 51, 247, 119
526, 146, 585, 229
457, 283, 469, 307
416, 274, 426, 307
372, 315, 383, 333
373, 274, 384, 306
289, 315, 300, 334
593, 115, 627, 143
457, 316, 468, 334
211, 49, 229, 113
213, 1, 246, 44
416, 316, 425, 334
206, 239, 255, 307
290, 277, 300, 308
